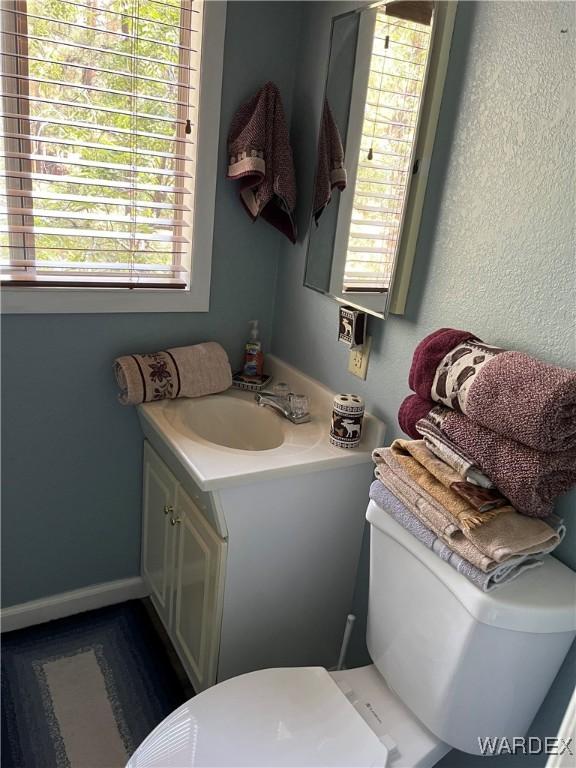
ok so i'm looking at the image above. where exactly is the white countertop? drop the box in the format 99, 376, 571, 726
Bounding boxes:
137, 355, 386, 491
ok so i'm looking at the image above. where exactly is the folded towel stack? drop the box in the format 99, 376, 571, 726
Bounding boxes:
371, 441, 566, 592
400, 329, 576, 518
369, 480, 563, 592
408, 329, 576, 452
114, 342, 232, 405
370, 328, 575, 593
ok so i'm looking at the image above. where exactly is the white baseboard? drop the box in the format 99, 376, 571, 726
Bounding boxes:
1, 576, 149, 633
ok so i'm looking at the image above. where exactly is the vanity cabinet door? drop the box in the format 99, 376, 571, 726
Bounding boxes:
142, 442, 178, 627
172, 486, 226, 693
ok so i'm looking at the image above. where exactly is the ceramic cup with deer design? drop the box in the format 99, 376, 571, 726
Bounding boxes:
330, 393, 364, 449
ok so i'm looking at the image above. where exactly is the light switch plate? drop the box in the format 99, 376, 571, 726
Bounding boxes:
348, 336, 371, 380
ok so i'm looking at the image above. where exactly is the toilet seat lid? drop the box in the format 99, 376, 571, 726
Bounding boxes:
128, 667, 390, 767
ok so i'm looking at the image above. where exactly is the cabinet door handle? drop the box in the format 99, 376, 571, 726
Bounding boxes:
170, 515, 181, 526
163, 505, 173, 516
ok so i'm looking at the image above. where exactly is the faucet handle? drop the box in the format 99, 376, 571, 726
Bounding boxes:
272, 381, 290, 400
289, 393, 310, 418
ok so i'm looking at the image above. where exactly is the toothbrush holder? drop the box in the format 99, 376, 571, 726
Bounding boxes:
330, 394, 364, 449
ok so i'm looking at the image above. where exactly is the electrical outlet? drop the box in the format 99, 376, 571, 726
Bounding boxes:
348, 336, 371, 380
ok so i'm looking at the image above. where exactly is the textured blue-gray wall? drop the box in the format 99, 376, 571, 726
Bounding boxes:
272, 1, 576, 763
274, 0, 575, 571
1, 1, 574, 760
1, 1, 303, 608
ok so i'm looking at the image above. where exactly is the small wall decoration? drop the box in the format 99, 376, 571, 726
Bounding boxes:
338, 305, 367, 349
330, 393, 365, 449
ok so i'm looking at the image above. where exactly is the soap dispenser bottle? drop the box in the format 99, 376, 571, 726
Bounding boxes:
242, 320, 264, 379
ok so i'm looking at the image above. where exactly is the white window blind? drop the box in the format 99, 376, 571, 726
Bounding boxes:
0, 0, 203, 289
343, 4, 432, 293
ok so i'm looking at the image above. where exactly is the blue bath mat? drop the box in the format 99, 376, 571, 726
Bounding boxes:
2, 600, 190, 767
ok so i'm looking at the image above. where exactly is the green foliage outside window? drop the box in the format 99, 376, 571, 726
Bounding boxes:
1, 0, 196, 270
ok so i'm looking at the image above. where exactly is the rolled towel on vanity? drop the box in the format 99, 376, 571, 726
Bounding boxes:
114, 342, 232, 405
399, 395, 576, 518
409, 328, 576, 451
372, 447, 564, 567
369, 481, 548, 592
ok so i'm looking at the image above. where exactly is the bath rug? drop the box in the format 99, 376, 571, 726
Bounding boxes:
1, 601, 189, 768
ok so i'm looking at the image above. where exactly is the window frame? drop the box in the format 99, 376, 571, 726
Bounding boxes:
0, 0, 226, 314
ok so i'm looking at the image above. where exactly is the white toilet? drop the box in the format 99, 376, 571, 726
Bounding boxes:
128, 500, 576, 768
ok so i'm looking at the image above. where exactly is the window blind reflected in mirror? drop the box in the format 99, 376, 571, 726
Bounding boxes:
343, 4, 433, 294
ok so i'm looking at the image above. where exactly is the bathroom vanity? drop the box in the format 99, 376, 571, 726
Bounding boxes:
139, 356, 385, 692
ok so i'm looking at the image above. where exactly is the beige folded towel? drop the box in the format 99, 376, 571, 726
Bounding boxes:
374, 464, 503, 571
392, 439, 508, 521
374, 440, 502, 532
373, 446, 561, 571
114, 342, 232, 405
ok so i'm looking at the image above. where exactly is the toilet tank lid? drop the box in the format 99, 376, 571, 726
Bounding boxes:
367, 501, 576, 634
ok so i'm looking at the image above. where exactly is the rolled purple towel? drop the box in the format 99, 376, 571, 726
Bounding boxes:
408, 327, 477, 399
465, 351, 576, 452
400, 397, 576, 518
410, 330, 576, 452
398, 394, 435, 438
439, 409, 576, 517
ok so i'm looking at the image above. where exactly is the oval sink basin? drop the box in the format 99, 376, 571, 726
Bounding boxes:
164, 394, 285, 451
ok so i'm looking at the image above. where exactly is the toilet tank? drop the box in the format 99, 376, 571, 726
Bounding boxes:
365, 501, 576, 755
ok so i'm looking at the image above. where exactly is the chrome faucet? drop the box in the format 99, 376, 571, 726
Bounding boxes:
254, 391, 311, 424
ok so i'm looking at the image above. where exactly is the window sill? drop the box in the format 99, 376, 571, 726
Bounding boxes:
0, 284, 210, 314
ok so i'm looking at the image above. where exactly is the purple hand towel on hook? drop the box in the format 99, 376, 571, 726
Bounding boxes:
227, 81, 297, 243
313, 100, 347, 223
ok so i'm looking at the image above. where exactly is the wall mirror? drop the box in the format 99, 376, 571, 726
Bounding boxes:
304, 1, 457, 318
